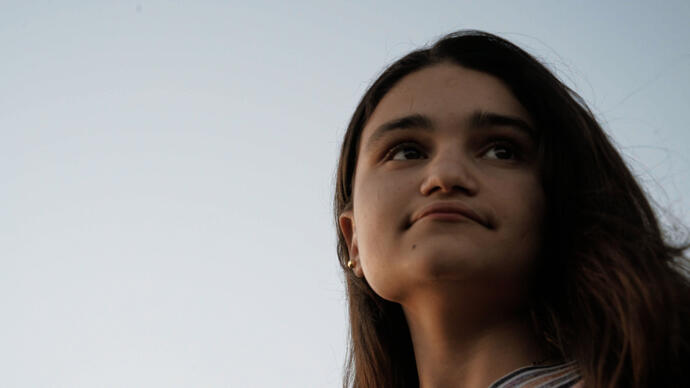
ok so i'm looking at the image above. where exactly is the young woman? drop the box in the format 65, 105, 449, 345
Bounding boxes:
334, 31, 689, 388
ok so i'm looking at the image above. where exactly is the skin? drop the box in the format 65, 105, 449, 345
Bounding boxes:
339, 63, 547, 388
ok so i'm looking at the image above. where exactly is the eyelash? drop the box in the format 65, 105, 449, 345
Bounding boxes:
483, 139, 524, 160
382, 138, 524, 162
383, 141, 426, 161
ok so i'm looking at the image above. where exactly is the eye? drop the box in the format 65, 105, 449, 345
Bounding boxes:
483, 142, 519, 160
385, 142, 427, 161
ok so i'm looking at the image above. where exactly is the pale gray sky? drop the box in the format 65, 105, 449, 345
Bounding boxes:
2, 1, 689, 387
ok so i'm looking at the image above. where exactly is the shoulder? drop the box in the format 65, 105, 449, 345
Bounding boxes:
489, 360, 581, 388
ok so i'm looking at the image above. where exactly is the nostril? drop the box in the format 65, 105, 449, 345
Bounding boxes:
419, 165, 479, 197
453, 184, 476, 196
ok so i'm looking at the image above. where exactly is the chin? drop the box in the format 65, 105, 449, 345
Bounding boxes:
404, 235, 484, 271
408, 243, 533, 285
410, 251, 487, 281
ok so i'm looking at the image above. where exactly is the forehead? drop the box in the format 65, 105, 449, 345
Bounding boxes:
361, 63, 533, 142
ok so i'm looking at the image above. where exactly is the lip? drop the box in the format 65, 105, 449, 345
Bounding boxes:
410, 201, 489, 228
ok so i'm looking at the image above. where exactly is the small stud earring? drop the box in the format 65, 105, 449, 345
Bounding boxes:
347, 260, 354, 269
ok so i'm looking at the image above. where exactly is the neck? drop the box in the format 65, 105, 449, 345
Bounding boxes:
401, 285, 545, 388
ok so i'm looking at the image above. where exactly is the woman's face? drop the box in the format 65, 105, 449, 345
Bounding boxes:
339, 63, 545, 304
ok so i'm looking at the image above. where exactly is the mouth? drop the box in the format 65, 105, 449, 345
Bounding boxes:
409, 201, 491, 229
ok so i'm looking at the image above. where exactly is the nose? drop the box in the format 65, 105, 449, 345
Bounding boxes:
419, 147, 479, 197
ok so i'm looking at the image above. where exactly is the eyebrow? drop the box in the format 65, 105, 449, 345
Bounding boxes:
363, 111, 536, 153
471, 111, 536, 138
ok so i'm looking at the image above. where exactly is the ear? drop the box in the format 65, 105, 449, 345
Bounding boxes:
338, 210, 364, 278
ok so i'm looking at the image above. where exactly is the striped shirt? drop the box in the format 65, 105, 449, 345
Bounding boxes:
488, 360, 583, 388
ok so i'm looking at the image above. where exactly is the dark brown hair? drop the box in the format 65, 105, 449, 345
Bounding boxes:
334, 30, 690, 388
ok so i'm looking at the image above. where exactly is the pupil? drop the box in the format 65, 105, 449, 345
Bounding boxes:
404, 149, 420, 159
496, 147, 512, 159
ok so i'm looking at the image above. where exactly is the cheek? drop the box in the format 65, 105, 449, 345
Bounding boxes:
492, 170, 544, 216
351, 173, 413, 300
520, 184, 545, 234
354, 189, 399, 259
353, 171, 410, 235
494, 180, 545, 252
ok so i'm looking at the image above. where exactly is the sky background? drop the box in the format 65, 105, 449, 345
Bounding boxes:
2, 1, 689, 387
